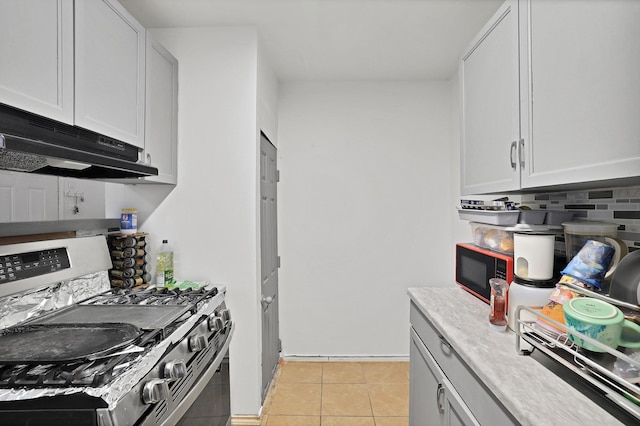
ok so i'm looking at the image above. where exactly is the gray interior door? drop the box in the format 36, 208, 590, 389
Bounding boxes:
260, 132, 279, 402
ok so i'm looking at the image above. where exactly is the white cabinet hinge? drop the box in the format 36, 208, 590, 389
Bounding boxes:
276, 170, 280, 182
277, 256, 281, 268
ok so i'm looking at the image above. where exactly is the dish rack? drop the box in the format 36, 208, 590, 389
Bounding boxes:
515, 305, 640, 420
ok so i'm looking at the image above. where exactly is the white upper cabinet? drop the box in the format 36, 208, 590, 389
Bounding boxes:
0, 171, 59, 222
461, 0, 640, 195
0, 0, 74, 124
520, 0, 640, 189
142, 33, 179, 184
75, 0, 146, 149
460, 0, 520, 195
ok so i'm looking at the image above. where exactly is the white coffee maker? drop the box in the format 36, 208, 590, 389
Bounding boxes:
507, 232, 557, 331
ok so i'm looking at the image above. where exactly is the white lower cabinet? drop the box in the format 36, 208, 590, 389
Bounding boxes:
410, 328, 479, 426
409, 301, 516, 426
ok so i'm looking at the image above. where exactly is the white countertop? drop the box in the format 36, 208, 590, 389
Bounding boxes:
408, 286, 628, 426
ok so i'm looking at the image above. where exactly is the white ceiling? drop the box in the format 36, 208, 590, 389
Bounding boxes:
119, 0, 503, 81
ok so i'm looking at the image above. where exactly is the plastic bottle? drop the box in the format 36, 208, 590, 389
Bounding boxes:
156, 240, 174, 287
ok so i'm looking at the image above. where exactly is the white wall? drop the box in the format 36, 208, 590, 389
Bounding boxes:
106, 26, 267, 417
277, 81, 454, 357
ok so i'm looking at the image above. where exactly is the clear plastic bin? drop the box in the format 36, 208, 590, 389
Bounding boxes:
470, 222, 554, 255
471, 223, 515, 254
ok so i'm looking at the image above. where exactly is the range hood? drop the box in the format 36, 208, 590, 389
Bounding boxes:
0, 103, 158, 179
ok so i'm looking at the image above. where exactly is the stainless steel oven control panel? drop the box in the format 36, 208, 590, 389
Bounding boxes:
0, 248, 70, 284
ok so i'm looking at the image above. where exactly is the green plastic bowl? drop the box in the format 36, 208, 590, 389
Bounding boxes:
563, 297, 640, 352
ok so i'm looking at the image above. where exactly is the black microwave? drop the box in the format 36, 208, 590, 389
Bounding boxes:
455, 243, 514, 303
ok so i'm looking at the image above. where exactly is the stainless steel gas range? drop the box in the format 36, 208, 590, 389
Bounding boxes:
0, 235, 234, 426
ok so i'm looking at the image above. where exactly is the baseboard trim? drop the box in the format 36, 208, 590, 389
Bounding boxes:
281, 355, 410, 362
230, 415, 261, 425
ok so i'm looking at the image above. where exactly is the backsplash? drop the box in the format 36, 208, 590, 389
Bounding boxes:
521, 185, 640, 252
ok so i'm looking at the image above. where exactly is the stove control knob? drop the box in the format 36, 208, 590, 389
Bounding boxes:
208, 315, 224, 332
219, 309, 231, 323
163, 360, 187, 381
189, 334, 209, 352
142, 379, 168, 405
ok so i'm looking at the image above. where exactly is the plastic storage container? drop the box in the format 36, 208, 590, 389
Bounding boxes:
458, 208, 520, 225
472, 223, 515, 254
120, 208, 137, 234
517, 210, 547, 225
563, 221, 619, 261
544, 211, 574, 226
156, 240, 174, 286
470, 223, 554, 255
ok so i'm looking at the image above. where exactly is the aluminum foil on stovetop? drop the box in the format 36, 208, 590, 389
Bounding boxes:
0, 288, 226, 409
0, 271, 110, 330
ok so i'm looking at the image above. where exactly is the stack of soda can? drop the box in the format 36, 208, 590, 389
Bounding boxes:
108, 233, 152, 289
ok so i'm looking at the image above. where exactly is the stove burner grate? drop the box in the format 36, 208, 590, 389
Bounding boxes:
0, 327, 164, 388
87, 286, 218, 309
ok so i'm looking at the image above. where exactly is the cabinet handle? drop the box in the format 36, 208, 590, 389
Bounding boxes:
436, 383, 445, 414
509, 141, 517, 170
437, 332, 452, 351
518, 138, 525, 168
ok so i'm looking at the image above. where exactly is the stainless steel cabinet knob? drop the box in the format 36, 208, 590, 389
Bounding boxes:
163, 360, 187, 380
141, 378, 167, 404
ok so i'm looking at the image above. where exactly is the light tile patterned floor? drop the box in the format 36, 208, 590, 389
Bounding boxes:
261, 361, 409, 426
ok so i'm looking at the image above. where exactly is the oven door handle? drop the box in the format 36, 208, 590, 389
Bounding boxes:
158, 322, 235, 426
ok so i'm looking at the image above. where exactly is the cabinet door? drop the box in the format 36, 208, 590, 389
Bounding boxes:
410, 328, 480, 426
410, 328, 446, 426
520, 0, 640, 188
442, 377, 480, 426
75, 0, 145, 148
143, 33, 179, 184
460, 0, 521, 195
59, 178, 106, 220
0, 0, 74, 124
0, 171, 59, 222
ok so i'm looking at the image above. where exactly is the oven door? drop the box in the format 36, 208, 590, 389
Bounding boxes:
455, 243, 513, 303
157, 322, 234, 426
175, 353, 230, 426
